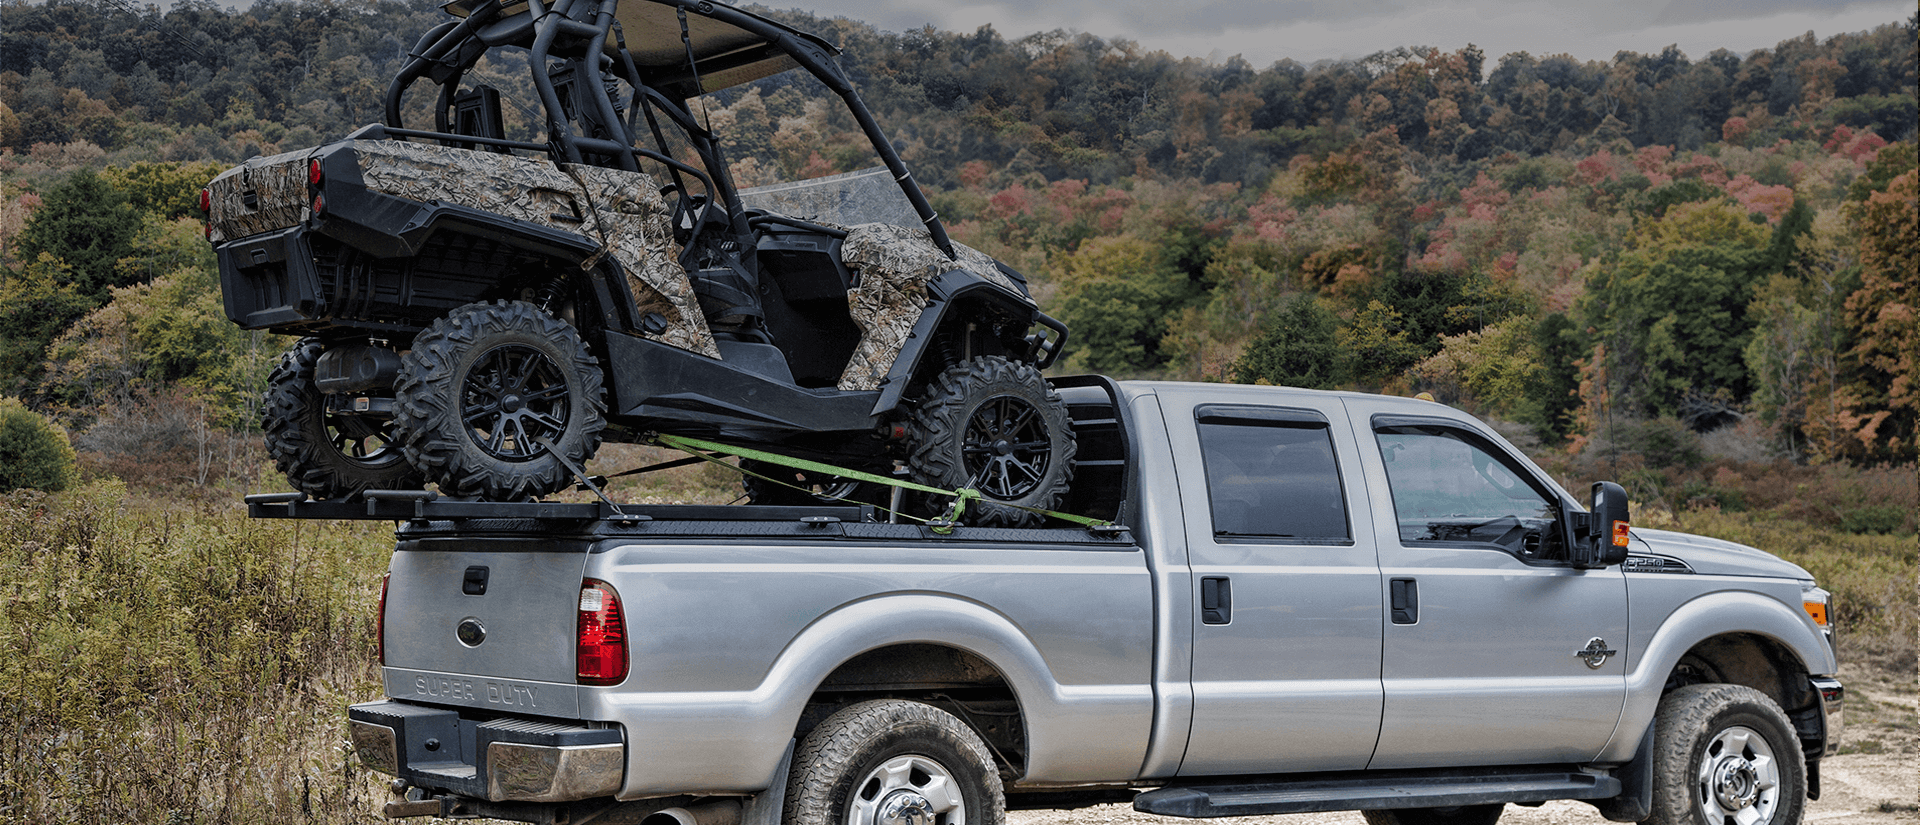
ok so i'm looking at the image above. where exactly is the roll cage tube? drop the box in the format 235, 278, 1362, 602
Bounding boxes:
380, 0, 954, 260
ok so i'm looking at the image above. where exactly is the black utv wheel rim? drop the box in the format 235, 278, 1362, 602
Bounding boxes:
329, 411, 403, 464
962, 394, 1053, 499
461, 343, 571, 461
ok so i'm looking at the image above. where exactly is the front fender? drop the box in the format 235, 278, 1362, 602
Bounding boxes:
1596, 586, 1833, 762
594, 592, 1152, 798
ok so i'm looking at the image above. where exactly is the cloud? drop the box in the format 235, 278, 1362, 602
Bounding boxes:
792, 0, 1913, 64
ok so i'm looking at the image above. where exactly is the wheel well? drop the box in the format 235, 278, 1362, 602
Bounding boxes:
1666, 632, 1815, 713
800, 643, 1028, 779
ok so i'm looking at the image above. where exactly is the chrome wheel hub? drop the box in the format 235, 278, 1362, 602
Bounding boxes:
850, 755, 965, 825
1697, 725, 1779, 825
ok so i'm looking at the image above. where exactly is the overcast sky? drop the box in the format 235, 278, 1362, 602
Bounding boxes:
776, 0, 1914, 66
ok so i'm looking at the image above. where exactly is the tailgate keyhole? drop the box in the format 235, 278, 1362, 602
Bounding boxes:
462, 566, 490, 596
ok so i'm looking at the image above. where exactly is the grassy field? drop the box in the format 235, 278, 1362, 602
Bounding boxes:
0, 455, 1911, 824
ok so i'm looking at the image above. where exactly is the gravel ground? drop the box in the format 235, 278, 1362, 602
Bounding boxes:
1009, 752, 1916, 825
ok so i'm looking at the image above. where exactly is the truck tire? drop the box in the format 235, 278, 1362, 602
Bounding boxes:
1646, 684, 1805, 825
262, 338, 422, 499
1362, 806, 1504, 825
907, 356, 1074, 527
784, 699, 1005, 825
740, 458, 886, 508
394, 301, 606, 501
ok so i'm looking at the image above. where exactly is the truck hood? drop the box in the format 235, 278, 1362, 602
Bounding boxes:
1628, 527, 1812, 580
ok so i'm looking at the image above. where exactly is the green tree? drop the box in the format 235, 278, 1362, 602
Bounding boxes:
0, 396, 78, 492
12, 169, 142, 300
1052, 235, 1189, 373
1583, 200, 1772, 421
1231, 293, 1343, 388
0, 254, 98, 396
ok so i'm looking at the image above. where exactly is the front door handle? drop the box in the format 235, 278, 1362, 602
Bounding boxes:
1390, 577, 1418, 624
1201, 576, 1232, 625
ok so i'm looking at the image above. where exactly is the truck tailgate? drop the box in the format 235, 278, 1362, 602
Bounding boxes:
383, 538, 589, 719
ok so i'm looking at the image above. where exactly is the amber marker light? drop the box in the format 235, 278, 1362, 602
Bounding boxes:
1611, 520, 1631, 548
1803, 600, 1829, 627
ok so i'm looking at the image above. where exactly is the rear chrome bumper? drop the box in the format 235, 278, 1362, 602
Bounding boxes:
348, 700, 623, 802
1809, 675, 1843, 758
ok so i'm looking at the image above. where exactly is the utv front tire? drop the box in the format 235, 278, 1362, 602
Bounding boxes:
784, 699, 1004, 825
907, 356, 1074, 527
394, 301, 606, 501
1646, 684, 1805, 825
262, 338, 422, 499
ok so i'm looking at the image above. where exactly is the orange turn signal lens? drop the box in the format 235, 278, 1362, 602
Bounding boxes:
1803, 601, 1828, 627
1610, 520, 1631, 547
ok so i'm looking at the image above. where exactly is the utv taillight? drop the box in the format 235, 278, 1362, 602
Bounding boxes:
199, 188, 211, 212
577, 579, 628, 686
312, 194, 325, 216
376, 572, 390, 666
309, 158, 323, 186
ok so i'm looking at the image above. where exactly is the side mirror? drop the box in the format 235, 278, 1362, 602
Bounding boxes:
1573, 481, 1632, 569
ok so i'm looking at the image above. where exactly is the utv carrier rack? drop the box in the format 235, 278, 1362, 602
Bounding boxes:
243, 490, 870, 524
241, 491, 1133, 544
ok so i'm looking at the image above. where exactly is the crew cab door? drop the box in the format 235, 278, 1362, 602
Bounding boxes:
1162, 390, 1384, 774
1346, 406, 1627, 768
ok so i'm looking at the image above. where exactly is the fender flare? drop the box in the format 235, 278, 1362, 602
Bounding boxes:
1596, 588, 1831, 762
868, 272, 1046, 416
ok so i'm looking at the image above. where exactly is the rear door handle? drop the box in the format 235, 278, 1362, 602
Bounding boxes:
1390, 577, 1418, 624
1201, 576, 1232, 625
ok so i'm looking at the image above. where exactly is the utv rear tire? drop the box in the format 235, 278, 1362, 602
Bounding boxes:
1645, 684, 1805, 825
907, 356, 1074, 527
784, 699, 1004, 825
1362, 806, 1504, 825
262, 338, 422, 499
394, 301, 606, 501
740, 459, 887, 508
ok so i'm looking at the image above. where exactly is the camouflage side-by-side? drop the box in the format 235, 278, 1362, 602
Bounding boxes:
837, 223, 1017, 391
353, 141, 720, 358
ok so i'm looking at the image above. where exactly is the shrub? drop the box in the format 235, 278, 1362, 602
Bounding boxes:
0, 397, 77, 492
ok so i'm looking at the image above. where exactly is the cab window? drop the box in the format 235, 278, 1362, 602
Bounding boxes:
1197, 415, 1350, 544
1374, 425, 1563, 560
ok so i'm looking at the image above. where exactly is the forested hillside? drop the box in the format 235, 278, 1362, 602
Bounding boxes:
0, 0, 1914, 494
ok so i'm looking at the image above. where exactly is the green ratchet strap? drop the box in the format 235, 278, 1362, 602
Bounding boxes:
648, 433, 1112, 533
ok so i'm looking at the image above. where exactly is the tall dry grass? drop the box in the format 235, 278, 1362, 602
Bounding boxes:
0, 481, 395, 824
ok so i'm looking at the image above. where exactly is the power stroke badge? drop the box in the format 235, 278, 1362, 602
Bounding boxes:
1574, 637, 1618, 669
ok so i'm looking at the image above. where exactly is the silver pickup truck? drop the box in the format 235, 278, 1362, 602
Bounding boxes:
264, 377, 1842, 825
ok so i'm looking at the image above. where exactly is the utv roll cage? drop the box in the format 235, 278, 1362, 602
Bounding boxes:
378, 0, 957, 260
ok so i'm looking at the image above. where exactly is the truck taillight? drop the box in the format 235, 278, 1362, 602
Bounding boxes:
377, 572, 390, 666
577, 579, 628, 686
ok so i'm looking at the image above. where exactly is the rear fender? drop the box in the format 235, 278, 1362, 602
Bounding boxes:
591, 593, 1151, 798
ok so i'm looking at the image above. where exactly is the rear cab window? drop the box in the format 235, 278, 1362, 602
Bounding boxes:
1196, 406, 1351, 544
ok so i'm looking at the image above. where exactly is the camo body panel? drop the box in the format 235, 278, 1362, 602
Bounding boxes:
350, 140, 716, 357
836, 224, 1024, 391
206, 148, 314, 243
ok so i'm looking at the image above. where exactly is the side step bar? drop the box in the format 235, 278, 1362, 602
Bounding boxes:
1134, 769, 1621, 818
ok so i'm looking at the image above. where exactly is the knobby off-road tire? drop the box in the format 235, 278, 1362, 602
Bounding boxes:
1362, 805, 1505, 825
907, 356, 1074, 527
1646, 684, 1806, 825
740, 459, 888, 508
261, 338, 422, 499
784, 699, 1005, 825
394, 301, 606, 501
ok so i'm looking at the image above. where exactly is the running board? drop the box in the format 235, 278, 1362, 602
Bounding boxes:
1134, 770, 1621, 818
